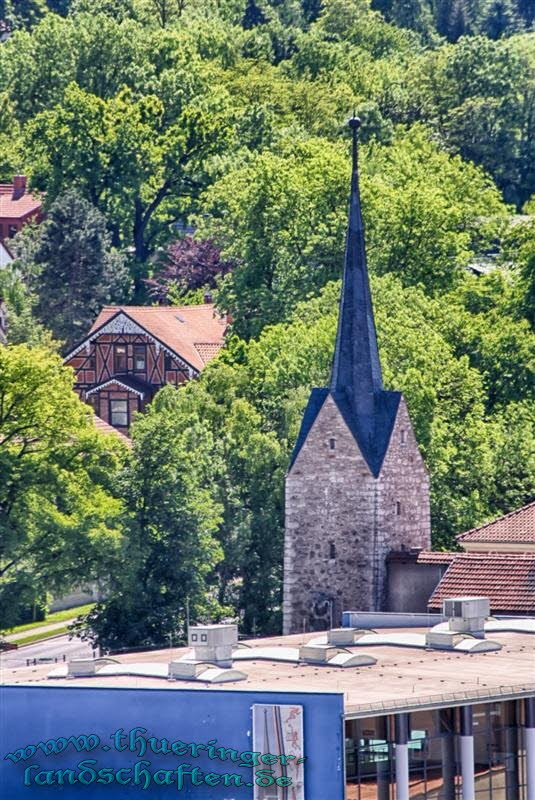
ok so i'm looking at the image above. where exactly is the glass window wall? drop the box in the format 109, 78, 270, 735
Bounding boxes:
346, 701, 527, 800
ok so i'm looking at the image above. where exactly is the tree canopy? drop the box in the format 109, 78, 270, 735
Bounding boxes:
0, 345, 125, 628
0, 0, 532, 642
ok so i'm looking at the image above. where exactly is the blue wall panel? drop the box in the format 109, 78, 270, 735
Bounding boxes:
0, 685, 344, 799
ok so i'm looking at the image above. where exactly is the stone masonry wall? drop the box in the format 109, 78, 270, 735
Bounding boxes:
377, 397, 431, 608
283, 394, 431, 634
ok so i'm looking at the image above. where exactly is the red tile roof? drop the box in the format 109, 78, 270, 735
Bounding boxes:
0, 180, 42, 221
416, 550, 458, 566
457, 500, 535, 545
194, 342, 224, 364
93, 414, 131, 446
87, 305, 227, 372
428, 553, 535, 612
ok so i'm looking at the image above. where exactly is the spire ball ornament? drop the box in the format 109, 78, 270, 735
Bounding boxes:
348, 116, 361, 130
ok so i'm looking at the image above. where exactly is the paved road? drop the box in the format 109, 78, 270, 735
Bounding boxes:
1, 634, 95, 670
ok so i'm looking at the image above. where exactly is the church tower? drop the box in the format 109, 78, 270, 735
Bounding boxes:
283, 119, 431, 634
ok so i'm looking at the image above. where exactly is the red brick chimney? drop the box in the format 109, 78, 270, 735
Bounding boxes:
12, 175, 27, 200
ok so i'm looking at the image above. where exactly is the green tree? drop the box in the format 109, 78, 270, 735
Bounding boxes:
26, 83, 232, 264
201, 129, 505, 338
78, 389, 225, 650
481, 0, 522, 38
411, 35, 535, 207
118, 274, 534, 635
0, 0, 46, 30
0, 224, 57, 348
0, 345, 125, 629
31, 190, 130, 348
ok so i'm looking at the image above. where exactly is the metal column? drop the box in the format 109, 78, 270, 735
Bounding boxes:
460, 705, 475, 800
395, 713, 410, 800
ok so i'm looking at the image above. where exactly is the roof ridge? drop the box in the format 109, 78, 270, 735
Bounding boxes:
98, 304, 216, 311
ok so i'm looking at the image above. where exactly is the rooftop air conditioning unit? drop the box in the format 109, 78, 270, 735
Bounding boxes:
442, 596, 489, 637
188, 624, 238, 668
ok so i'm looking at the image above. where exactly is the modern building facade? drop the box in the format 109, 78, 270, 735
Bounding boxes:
2, 612, 534, 800
283, 119, 431, 634
386, 502, 535, 616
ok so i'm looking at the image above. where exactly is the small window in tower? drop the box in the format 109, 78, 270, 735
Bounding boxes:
401, 429, 407, 444
191, 634, 198, 642
396, 501, 402, 516
329, 542, 336, 560
329, 438, 336, 450
201, 634, 207, 643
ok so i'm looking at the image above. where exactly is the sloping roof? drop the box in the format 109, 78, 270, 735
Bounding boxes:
457, 501, 535, 545
428, 553, 535, 612
416, 551, 458, 566
86, 374, 153, 398
86, 305, 226, 373
93, 414, 131, 446
194, 342, 223, 364
0, 183, 42, 220
288, 388, 401, 477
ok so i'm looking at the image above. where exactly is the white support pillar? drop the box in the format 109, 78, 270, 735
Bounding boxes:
395, 713, 410, 800
460, 705, 475, 800
527, 698, 535, 800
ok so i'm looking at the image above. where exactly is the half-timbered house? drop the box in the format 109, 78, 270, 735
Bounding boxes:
64, 304, 227, 434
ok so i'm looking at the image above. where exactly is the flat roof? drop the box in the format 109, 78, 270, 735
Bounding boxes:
2, 628, 534, 718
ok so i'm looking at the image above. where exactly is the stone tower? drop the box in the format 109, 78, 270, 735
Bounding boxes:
283, 119, 431, 634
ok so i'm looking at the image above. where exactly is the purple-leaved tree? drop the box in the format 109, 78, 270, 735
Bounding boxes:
146, 237, 233, 304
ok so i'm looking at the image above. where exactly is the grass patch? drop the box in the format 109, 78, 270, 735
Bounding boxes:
5, 604, 95, 637
11, 626, 72, 647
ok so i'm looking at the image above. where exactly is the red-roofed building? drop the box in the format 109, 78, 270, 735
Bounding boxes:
428, 552, 535, 615
387, 503, 535, 614
64, 305, 227, 434
0, 176, 43, 240
456, 500, 535, 552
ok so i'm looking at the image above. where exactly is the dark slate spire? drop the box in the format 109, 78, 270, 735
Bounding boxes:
289, 118, 400, 477
330, 117, 383, 416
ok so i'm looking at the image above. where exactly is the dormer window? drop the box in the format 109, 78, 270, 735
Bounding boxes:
401, 429, 407, 444
329, 542, 336, 559
329, 438, 336, 451
396, 501, 402, 516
